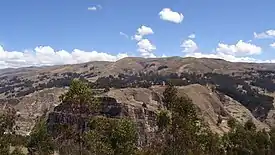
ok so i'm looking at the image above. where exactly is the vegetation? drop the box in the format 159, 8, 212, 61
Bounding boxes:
85, 117, 138, 155
2, 79, 275, 154
2, 69, 274, 120
0, 108, 25, 155
85, 72, 273, 119
48, 79, 138, 155
141, 84, 275, 155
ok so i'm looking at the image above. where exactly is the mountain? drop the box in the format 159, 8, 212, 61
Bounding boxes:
1, 57, 275, 142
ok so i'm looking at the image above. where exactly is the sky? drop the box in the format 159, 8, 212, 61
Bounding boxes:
0, 0, 275, 68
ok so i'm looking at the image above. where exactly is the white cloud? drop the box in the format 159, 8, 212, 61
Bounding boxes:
137, 39, 156, 51
186, 52, 275, 63
88, 7, 97, 11
119, 32, 129, 39
185, 52, 259, 63
216, 40, 261, 56
132, 25, 156, 58
159, 8, 184, 24
183, 40, 266, 63
270, 42, 275, 48
132, 25, 154, 41
0, 45, 128, 69
88, 5, 102, 11
137, 25, 154, 36
188, 34, 196, 39
133, 35, 142, 41
254, 30, 275, 39
181, 39, 198, 53
137, 39, 156, 58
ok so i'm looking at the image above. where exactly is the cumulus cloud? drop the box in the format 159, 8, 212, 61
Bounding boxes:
182, 40, 266, 63
254, 30, 275, 39
133, 35, 142, 41
188, 34, 196, 39
132, 25, 154, 41
216, 40, 261, 56
137, 39, 156, 58
137, 25, 154, 36
132, 25, 156, 58
186, 52, 275, 63
181, 39, 198, 53
0, 45, 128, 69
185, 52, 260, 63
159, 8, 184, 24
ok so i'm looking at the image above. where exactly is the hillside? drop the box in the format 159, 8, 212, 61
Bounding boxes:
1, 57, 275, 137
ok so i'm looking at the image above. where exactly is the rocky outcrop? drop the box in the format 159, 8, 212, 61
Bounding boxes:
47, 96, 158, 147
0, 88, 65, 135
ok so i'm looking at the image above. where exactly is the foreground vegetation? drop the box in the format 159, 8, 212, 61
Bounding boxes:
1, 79, 275, 154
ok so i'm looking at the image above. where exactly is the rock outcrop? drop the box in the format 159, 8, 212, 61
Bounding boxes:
47, 95, 158, 147
46, 84, 270, 147
0, 88, 64, 135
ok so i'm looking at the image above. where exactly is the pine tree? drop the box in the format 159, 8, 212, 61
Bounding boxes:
162, 84, 177, 110
0, 108, 17, 155
27, 119, 54, 155
84, 117, 138, 155
160, 85, 220, 155
57, 79, 99, 155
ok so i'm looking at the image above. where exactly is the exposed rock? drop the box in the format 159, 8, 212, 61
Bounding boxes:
0, 88, 65, 135
44, 84, 271, 148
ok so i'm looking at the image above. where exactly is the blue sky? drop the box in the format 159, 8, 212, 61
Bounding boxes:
0, 0, 275, 68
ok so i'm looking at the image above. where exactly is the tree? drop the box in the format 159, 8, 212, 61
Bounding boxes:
165, 96, 204, 155
27, 119, 54, 155
83, 129, 113, 155
110, 118, 138, 155
221, 120, 272, 155
0, 108, 17, 155
85, 116, 138, 155
156, 110, 171, 132
59, 79, 99, 114
255, 129, 270, 155
57, 79, 100, 155
162, 84, 177, 110
269, 128, 275, 154
160, 85, 220, 155
221, 125, 255, 155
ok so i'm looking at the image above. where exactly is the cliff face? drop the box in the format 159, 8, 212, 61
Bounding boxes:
0, 88, 65, 135
47, 96, 158, 147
